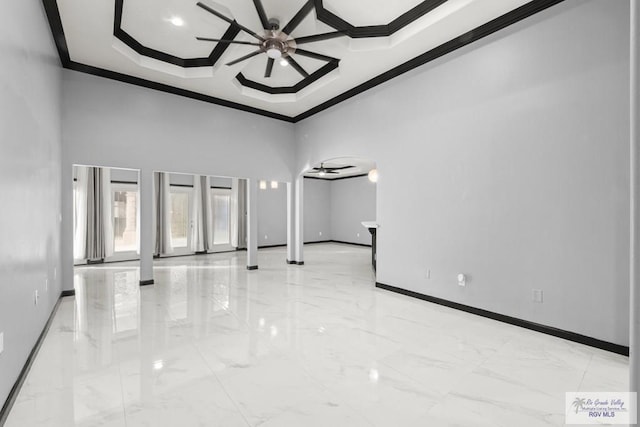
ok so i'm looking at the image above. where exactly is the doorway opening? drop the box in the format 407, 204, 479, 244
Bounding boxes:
302, 157, 378, 272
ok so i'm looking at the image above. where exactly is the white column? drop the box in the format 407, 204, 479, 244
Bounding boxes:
286, 181, 296, 264
631, 0, 640, 397
246, 179, 258, 269
139, 169, 154, 285
294, 175, 304, 265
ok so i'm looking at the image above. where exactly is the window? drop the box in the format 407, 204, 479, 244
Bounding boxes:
112, 184, 138, 253
211, 188, 231, 245
170, 187, 192, 251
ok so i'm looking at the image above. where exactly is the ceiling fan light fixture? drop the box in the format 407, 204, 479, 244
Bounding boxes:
368, 169, 379, 183
280, 58, 289, 67
318, 171, 326, 177
266, 48, 282, 59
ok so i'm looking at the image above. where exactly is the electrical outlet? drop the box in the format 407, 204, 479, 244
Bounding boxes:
34, 290, 39, 306
54, 267, 57, 279
357, 233, 360, 238
0, 332, 4, 355
427, 269, 431, 279
45, 278, 48, 291
457, 274, 466, 287
319, 231, 322, 236
264, 235, 268, 240
533, 289, 543, 303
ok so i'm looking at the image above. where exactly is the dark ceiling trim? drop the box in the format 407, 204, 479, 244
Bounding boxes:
235, 60, 339, 95
42, 0, 565, 123
113, 0, 237, 68
66, 61, 296, 122
314, 0, 448, 38
42, 0, 292, 121
293, 0, 566, 122
42, 0, 70, 63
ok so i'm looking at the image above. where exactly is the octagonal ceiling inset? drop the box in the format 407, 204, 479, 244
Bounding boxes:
49, 0, 559, 119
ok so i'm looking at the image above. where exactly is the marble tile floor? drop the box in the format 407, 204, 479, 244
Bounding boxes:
4, 243, 628, 426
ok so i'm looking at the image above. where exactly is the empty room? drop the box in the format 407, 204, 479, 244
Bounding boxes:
1, 0, 639, 426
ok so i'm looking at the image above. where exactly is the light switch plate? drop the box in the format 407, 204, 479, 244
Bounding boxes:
0, 332, 4, 355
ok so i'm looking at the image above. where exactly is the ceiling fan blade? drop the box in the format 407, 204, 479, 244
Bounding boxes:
252, 0, 270, 30
197, 2, 265, 42
265, 58, 275, 78
284, 55, 309, 78
281, 0, 314, 35
196, 37, 260, 46
327, 171, 339, 174
294, 31, 346, 45
226, 49, 263, 66
325, 165, 355, 171
294, 48, 337, 63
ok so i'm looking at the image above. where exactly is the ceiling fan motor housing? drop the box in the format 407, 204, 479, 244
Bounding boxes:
263, 38, 288, 58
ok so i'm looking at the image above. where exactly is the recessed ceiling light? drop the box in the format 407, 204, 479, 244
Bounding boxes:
169, 16, 184, 27
280, 59, 288, 67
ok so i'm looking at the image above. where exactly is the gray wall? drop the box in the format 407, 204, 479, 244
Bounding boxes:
331, 177, 376, 245
0, 1, 62, 407
304, 179, 332, 242
303, 177, 377, 245
61, 70, 296, 290
257, 183, 287, 246
296, 0, 630, 345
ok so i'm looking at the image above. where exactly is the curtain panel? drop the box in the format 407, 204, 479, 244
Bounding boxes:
154, 172, 173, 256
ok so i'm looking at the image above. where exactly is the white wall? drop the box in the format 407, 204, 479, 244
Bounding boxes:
169, 172, 193, 186
304, 179, 332, 242
61, 70, 296, 290
296, 0, 630, 345
331, 176, 376, 245
110, 167, 138, 183
257, 183, 287, 246
0, 1, 62, 407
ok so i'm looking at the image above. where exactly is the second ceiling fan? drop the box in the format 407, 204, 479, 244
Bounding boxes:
195, 0, 345, 78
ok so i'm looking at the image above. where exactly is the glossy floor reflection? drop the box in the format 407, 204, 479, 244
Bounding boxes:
5, 244, 628, 426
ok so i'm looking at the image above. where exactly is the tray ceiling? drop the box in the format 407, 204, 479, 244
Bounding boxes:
45, 0, 563, 121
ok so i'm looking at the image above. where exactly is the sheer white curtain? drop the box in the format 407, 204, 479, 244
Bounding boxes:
191, 175, 213, 252
230, 178, 239, 248
232, 179, 247, 249
154, 172, 173, 256
74, 166, 113, 261
73, 166, 88, 260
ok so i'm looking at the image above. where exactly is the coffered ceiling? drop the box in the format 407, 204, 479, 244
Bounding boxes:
44, 0, 563, 121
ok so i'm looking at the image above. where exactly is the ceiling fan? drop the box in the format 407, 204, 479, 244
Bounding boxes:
308, 163, 355, 176
195, 0, 345, 78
